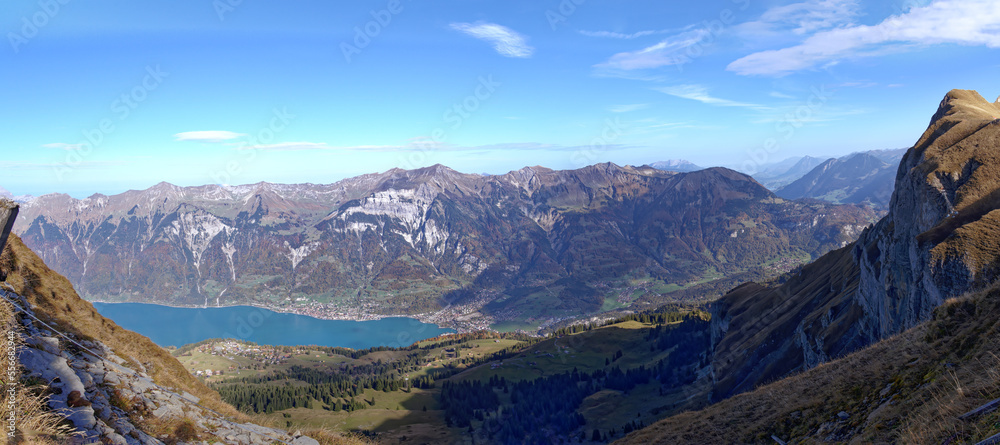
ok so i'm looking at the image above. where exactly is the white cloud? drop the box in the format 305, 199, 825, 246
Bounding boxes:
579, 30, 669, 39
609, 104, 650, 113
656, 84, 764, 109
595, 29, 710, 71
174, 131, 246, 143
729, 0, 1000, 76
769, 91, 797, 99
737, 0, 860, 40
450, 22, 534, 58
42, 143, 86, 150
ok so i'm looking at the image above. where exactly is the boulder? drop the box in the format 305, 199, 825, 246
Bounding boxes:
0, 198, 17, 258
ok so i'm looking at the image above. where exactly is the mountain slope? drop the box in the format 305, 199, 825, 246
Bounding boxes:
2, 230, 359, 443
775, 150, 904, 208
621, 89, 1000, 441
711, 89, 1000, 399
13, 164, 878, 329
620, 284, 1000, 444
751, 155, 827, 190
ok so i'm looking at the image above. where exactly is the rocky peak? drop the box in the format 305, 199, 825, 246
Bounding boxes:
857, 89, 1000, 336
705, 89, 1000, 400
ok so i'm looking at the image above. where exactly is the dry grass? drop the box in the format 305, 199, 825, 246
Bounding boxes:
619, 285, 1000, 444
0, 299, 75, 445
299, 428, 377, 445
243, 412, 374, 445
0, 233, 367, 444
0, 234, 244, 420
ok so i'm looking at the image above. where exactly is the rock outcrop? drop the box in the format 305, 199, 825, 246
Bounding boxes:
0, 198, 17, 278
854, 89, 1000, 339
1, 219, 324, 444
704, 89, 1000, 400
10, 288, 318, 444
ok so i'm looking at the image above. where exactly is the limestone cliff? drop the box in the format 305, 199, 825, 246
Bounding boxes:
706, 89, 1000, 400
854, 89, 1000, 339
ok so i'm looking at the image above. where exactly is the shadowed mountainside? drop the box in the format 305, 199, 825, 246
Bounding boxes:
621, 89, 1000, 442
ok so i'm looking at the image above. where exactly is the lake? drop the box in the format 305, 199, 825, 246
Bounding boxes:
92, 302, 455, 349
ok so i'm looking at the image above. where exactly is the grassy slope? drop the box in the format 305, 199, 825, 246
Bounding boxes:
0, 233, 240, 417
185, 318, 705, 442
620, 285, 1000, 445
2, 234, 368, 444
182, 334, 530, 443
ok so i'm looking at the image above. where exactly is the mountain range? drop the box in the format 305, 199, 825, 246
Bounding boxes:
646, 159, 703, 172
775, 149, 907, 208
749, 155, 828, 190
12, 164, 879, 330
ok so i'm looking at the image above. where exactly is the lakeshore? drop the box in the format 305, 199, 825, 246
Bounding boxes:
92, 302, 457, 349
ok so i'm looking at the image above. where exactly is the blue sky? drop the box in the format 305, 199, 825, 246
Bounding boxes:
2, 0, 1000, 197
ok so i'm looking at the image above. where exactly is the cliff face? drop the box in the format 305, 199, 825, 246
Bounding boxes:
854, 89, 1000, 339
706, 89, 1000, 400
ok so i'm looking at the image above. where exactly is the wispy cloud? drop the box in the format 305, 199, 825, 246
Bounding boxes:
450, 22, 534, 58
734, 0, 860, 43
174, 131, 246, 143
42, 143, 86, 150
729, 0, 1000, 76
769, 91, 797, 99
594, 29, 710, 71
579, 29, 670, 39
655, 84, 765, 109
609, 104, 650, 113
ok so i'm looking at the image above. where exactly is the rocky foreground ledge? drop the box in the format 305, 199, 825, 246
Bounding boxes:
10, 287, 320, 445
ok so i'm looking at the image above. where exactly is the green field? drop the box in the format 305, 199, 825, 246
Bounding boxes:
177, 311, 705, 444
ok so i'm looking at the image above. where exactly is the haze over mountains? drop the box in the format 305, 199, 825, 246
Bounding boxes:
13, 163, 879, 330
646, 159, 703, 172
774, 149, 906, 208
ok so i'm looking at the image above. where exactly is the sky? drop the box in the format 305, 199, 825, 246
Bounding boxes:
3, 0, 1000, 198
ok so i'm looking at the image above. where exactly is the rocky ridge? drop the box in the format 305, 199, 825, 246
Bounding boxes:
13, 164, 879, 327
775, 149, 906, 208
709, 89, 1000, 399
10, 288, 318, 445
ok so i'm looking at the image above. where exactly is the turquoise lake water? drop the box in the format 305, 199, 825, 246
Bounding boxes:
92, 302, 455, 348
